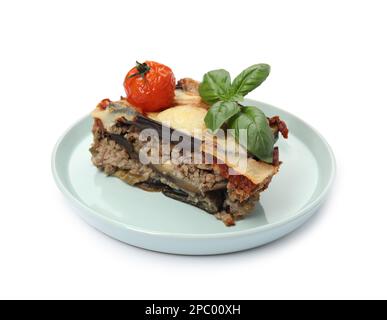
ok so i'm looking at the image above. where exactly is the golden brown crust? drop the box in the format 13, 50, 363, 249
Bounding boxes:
215, 212, 236, 226
174, 78, 209, 109
176, 78, 200, 94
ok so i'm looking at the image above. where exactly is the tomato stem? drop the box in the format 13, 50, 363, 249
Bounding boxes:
126, 61, 150, 80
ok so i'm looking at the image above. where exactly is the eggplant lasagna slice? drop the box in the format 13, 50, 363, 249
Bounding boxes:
90, 79, 288, 226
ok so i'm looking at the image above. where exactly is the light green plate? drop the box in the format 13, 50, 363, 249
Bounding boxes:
52, 100, 335, 255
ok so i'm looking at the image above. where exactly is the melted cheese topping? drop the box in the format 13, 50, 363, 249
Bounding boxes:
148, 105, 207, 136
91, 100, 136, 129
173, 89, 208, 108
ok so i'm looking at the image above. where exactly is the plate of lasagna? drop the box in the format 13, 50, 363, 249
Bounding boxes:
52, 61, 335, 255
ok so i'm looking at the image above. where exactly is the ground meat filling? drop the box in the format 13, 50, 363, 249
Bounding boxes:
90, 119, 272, 225
179, 164, 226, 192
91, 137, 155, 181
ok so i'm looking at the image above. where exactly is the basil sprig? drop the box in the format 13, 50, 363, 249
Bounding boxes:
200, 63, 274, 162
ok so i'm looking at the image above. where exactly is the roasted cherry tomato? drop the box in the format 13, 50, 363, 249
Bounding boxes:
124, 61, 175, 112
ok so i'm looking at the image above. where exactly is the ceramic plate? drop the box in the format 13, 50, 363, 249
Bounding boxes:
52, 100, 335, 255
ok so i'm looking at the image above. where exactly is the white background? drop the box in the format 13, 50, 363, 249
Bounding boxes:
0, 0, 386, 300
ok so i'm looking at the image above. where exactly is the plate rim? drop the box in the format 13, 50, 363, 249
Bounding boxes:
52, 99, 336, 240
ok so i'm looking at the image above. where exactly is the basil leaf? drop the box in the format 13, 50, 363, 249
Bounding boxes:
231, 64, 270, 97
204, 101, 240, 132
231, 93, 244, 102
228, 106, 274, 162
199, 69, 232, 104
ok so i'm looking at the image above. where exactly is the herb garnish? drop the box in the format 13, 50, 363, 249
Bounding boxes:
199, 64, 274, 163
